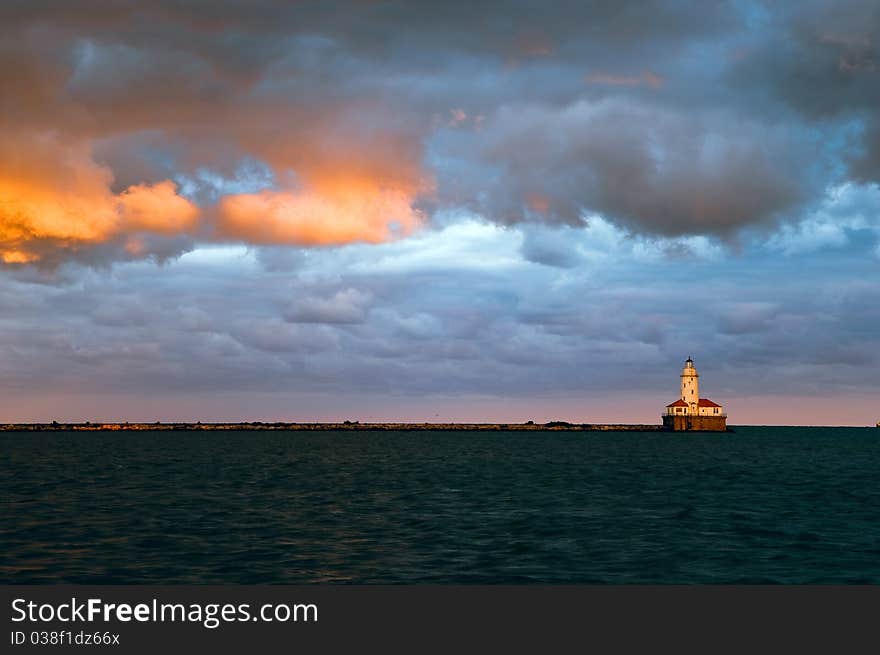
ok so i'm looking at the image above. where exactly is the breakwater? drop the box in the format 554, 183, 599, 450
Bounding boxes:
0, 421, 669, 432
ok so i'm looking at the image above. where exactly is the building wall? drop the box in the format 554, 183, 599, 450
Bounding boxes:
662, 414, 727, 431
697, 405, 723, 416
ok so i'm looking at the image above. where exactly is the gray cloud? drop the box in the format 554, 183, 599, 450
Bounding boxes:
1, 220, 877, 409
853, 121, 880, 182
437, 99, 820, 235
520, 225, 585, 268
2, 0, 878, 269
728, 0, 880, 180
283, 288, 372, 325
714, 302, 779, 335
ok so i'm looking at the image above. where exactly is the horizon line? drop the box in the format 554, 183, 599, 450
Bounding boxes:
1, 420, 876, 429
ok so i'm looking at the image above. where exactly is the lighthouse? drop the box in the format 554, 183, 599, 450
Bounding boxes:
681, 357, 698, 412
662, 357, 727, 431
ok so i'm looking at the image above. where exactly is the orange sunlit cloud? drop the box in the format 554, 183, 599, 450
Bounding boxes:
118, 180, 200, 235
1, 166, 427, 263
0, 133, 431, 264
0, 175, 199, 264
0, 138, 118, 245
217, 176, 428, 246
0, 134, 200, 264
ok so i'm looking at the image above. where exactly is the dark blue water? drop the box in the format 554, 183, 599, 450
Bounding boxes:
2, 427, 879, 583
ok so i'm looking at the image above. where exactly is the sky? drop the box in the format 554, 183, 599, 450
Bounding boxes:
1, 1, 878, 425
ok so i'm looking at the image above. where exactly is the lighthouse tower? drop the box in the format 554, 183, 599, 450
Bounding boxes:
681, 357, 699, 413
662, 357, 727, 431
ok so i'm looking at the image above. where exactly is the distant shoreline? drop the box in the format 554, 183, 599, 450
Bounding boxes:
0, 421, 671, 432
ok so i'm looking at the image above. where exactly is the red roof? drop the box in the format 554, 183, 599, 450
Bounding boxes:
667, 398, 723, 408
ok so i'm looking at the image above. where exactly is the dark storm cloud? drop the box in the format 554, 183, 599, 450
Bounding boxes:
436, 99, 820, 235
729, 0, 880, 180
852, 116, 880, 182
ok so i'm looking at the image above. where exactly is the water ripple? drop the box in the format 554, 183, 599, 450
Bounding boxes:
2, 427, 879, 583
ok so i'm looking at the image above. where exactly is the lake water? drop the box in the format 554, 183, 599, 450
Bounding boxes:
2, 426, 879, 583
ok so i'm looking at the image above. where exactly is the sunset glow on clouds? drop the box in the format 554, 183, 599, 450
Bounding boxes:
0, 134, 427, 261
217, 181, 427, 246
1, 1, 879, 423
0, 133, 199, 263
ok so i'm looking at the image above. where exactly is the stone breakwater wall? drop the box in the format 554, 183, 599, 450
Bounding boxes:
0, 422, 670, 432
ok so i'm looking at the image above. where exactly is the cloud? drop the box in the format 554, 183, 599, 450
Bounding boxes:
0, 0, 876, 279
283, 288, 372, 325
0, 132, 199, 265
118, 181, 200, 234
233, 320, 340, 354
728, 0, 880, 181
715, 302, 779, 335
853, 120, 880, 182
764, 183, 880, 254
585, 71, 664, 88
437, 99, 818, 235
217, 183, 425, 246
0, 135, 119, 251
519, 224, 584, 268
2, 2, 880, 426
1, 210, 879, 423
92, 297, 153, 328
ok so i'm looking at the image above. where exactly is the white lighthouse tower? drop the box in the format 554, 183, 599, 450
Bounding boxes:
663, 357, 726, 431
681, 357, 699, 413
